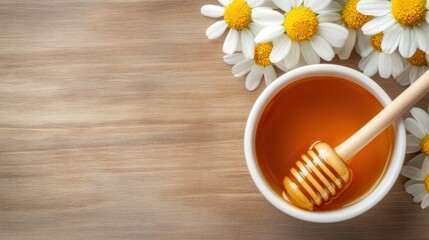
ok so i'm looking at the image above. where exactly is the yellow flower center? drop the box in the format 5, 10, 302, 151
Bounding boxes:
391, 0, 427, 27
224, 0, 252, 31
342, 0, 372, 29
370, 33, 383, 52
284, 7, 318, 42
407, 49, 428, 66
425, 175, 429, 192
254, 42, 273, 67
420, 135, 429, 155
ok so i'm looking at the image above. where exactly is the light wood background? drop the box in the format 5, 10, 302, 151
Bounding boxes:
1, 1, 429, 239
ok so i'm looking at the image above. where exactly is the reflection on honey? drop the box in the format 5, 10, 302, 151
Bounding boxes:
255, 76, 395, 211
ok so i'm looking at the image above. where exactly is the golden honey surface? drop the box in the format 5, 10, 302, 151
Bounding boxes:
255, 76, 395, 211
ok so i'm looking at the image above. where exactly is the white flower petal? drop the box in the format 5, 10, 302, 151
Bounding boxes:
416, 66, 429, 84
255, 25, 285, 43
390, 52, 404, 78
270, 35, 292, 63
420, 23, 429, 50
356, 30, 372, 57
426, 11, 429, 24
405, 118, 426, 139
405, 179, 420, 188
401, 166, 426, 181
411, 108, 429, 134
317, 13, 341, 24
421, 195, 429, 209
218, 0, 230, 7
246, 65, 264, 91
224, 53, 246, 65
206, 20, 228, 40
415, 26, 429, 53
248, 22, 264, 36
324, 0, 342, 12
414, 191, 427, 203
378, 53, 392, 79
310, 35, 334, 61
395, 64, 411, 86
409, 66, 421, 85
252, 8, 284, 26
305, 0, 330, 13
232, 59, 254, 77
261, 0, 278, 9
284, 41, 301, 69
409, 65, 417, 84
295, 57, 307, 68
274, 61, 288, 72
303, 0, 311, 7
223, 29, 239, 54
405, 183, 426, 196
381, 24, 402, 54
264, 65, 277, 86
272, 0, 292, 11
407, 153, 426, 169
338, 29, 355, 60
422, 21, 429, 33
291, 0, 303, 8
301, 41, 320, 65
241, 29, 255, 59
247, 0, 264, 8
201, 5, 225, 18
356, 0, 391, 16
361, 14, 396, 35
358, 52, 371, 71
317, 23, 348, 48
363, 52, 379, 77
422, 157, 429, 174
399, 27, 417, 58
407, 134, 422, 154
236, 37, 242, 51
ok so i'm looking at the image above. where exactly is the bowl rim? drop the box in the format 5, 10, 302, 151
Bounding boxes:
244, 64, 406, 223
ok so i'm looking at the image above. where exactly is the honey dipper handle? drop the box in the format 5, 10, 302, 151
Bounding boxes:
335, 70, 429, 161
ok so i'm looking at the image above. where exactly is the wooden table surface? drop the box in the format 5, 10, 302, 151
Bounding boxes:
1, 1, 429, 239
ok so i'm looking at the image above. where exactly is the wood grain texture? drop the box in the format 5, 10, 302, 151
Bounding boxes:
0, 1, 428, 239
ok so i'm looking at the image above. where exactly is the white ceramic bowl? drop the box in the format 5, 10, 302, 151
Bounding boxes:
244, 64, 406, 223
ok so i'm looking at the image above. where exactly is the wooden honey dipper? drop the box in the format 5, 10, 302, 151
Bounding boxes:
283, 70, 429, 210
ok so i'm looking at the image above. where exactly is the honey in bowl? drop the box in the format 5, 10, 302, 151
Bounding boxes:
255, 76, 395, 211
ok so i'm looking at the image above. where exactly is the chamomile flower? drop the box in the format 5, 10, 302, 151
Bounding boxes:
251, 0, 348, 69
401, 106, 429, 209
401, 154, 429, 209
201, 0, 271, 58
224, 42, 292, 91
395, 49, 429, 86
357, 0, 429, 58
358, 32, 403, 78
403, 107, 429, 155
336, 0, 372, 59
